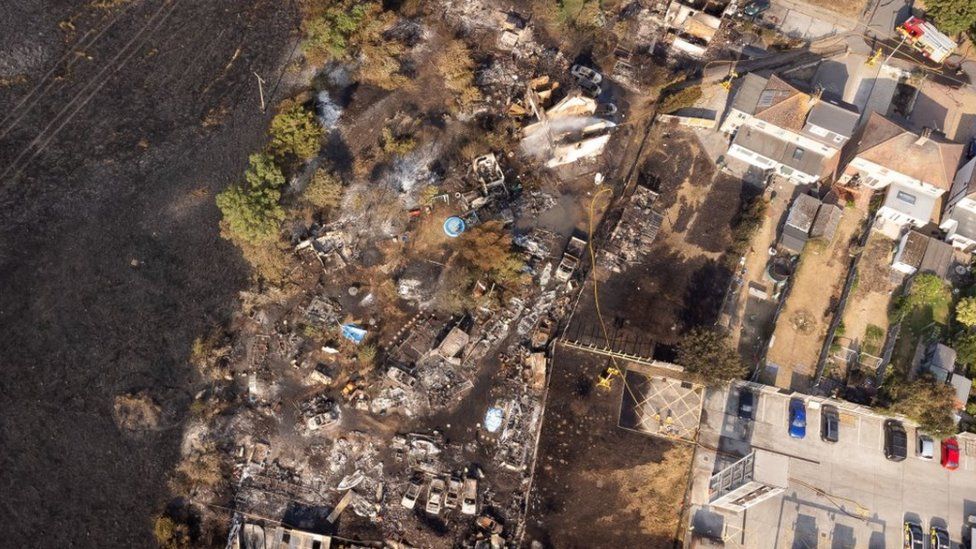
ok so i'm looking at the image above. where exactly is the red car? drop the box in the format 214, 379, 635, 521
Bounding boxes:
941, 437, 959, 470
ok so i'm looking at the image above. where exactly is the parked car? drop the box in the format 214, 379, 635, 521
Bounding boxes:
461, 477, 478, 515
788, 398, 806, 438
401, 476, 424, 510
741, 0, 770, 17
738, 389, 755, 420
930, 524, 950, 549
577, 78, 602, 98
570, 64, 602, 85
426, 478, 445, 515
820, 405, 839, 443
941, 437, 960, 470
917, 433, 934, 459
884, 420, 907, 461
904, 520, 924, 549
595, 102, 617, 116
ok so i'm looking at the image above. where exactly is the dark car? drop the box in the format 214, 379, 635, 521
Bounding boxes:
788, 398, 806, 439
929, 524, 950, 549
742, 0, 770, 17
904, 521, 923, 549
820, 405, 839, 443
884, 420, 907, 461
737, 389, 755, 420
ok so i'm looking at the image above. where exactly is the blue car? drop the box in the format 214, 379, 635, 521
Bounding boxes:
788, 399, 806, 438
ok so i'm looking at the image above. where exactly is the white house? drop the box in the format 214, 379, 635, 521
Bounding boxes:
720, 74, 859, 185
839, 112, 964, 238
940, 155, 976, 251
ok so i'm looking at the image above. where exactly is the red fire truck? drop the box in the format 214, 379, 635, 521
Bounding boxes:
898, 16, 956, 64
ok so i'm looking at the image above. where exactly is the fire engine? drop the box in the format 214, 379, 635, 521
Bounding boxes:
898, 16, 956, 64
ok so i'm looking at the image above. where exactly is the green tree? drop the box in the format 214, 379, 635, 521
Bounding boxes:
304, 168, 344, 210
676, 327, 748, 385
892, 273, 949, 321
456, 221, 524, 283
302, 0, 372, 62
956, 296, 976, 328
216, 154, 286, 244
925, 0, 976, 35
954, 332, 976, 367
269, 101, 324, 161
882, 376, 957, 437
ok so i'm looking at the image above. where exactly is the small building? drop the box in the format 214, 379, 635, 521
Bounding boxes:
708, 450, 789, 513
891, 230, 953, 278
912, 340, 973, 411
779, 194, 843, 253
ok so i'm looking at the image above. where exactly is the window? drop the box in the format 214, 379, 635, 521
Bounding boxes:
896, 191, 917, 205
780, 166, 794, 176
756, 121, 767, 129
833, 134, 845, 143
792, 148, 805, 160
864, 176, 881, 187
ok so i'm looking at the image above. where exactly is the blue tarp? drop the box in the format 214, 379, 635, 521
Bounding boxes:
341, 324, 367, 344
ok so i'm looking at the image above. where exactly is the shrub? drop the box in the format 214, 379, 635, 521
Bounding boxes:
380, 127, 417, 156
269, 101, 324, 161
302, 0, 372, 63
153, 515, 190, 549
955, 332, 976, 367
891, 273, 950, 322
304, 168, 344, 210
456, 221, 524, 283
881, 375, 957, 437
956, 296, 976, 328
924, 0, 976, 35
438, 40, 481, 108
659, 85, 703, 114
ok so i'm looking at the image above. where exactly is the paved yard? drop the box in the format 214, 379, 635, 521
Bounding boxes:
691, 383, 976, 548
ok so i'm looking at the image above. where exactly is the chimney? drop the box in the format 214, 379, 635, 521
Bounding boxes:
808, 86, 823, 108
915, 127, 932, 146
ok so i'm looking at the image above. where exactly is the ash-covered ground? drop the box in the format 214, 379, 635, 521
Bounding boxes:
0, 1, 297, 545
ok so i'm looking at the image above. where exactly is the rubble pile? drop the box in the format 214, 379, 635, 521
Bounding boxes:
600, 184, 665, 272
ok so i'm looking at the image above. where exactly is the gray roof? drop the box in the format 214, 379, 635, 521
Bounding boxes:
780, 226, 809, 253
950, 373, 972, 405
882, 180, 937, 224
804, 101, 859, 140
897, 231, 929, 269
947, 203, 976, 243
733, 126, 828, 178
786, 194, 821, 232
730, 73, 772, 115
810, 204, 842, 241
919, 236, 953, 279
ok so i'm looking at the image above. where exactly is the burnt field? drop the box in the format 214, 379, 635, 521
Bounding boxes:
524, 345, 693, 548
566, 127, 755, 351
0, 1, 297, 545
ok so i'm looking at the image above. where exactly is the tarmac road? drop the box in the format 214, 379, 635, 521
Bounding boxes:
0, 0, 298, 545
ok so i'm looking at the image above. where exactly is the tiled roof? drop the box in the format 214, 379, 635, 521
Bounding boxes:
854, 112, 965, 191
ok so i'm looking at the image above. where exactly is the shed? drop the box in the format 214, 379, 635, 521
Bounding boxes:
780, 194, 821, 253
810, 203, 842, 242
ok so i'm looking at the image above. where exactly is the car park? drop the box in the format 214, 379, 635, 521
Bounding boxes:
917, 433, 934, 459
884, 420, 907, 461
904, 520, 924, 548
820, 405, 839, 443
461, 477, 478, 515
737, 389, 755, 420
426, 477, 445, 515
788, 398, 806, 438
930, 524, 950, 549
401, 476, 424, 510
941, 437, 960, 470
